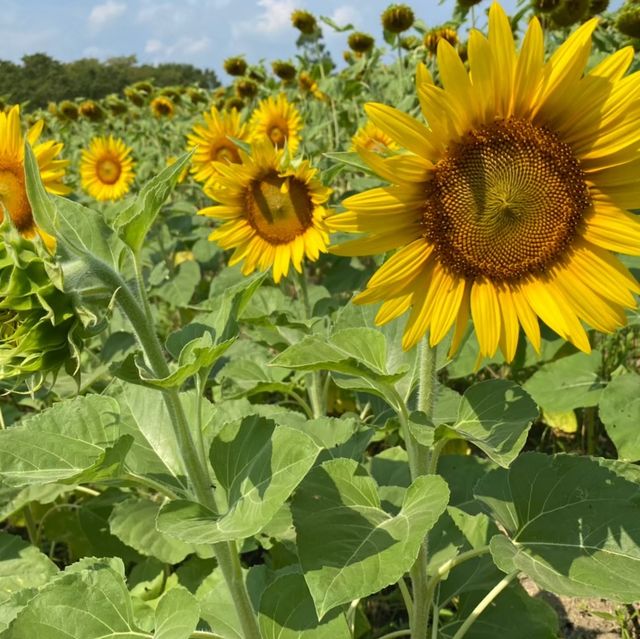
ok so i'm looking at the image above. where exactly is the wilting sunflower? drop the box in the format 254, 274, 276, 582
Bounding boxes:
249, 94, 302, 154
187, 106, 249, 185
200, 141, 330, 283
80, 136, 135, 201
151, 95, 175, 118
0, 105, 69, 245
329, 2, 640, 361
351, 121, 400, 154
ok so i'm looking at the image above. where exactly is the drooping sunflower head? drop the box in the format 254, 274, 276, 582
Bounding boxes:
381, 4, 415, 34
291, 9, 317, 34
533, 0, 561, 12
0, 105, 69, 245
423, 26, 459, 55
199, 141, 331, 283
132, 80, 154, 95
105, 95, 128, 116
225, 97, 245, 111
617, 4, 640, 38
124, 87, 146, 106
329, 2, 640, 362
151, 95, 176, 118
79, 100, 105, 122
550, 0, 590, 27
187, 87, 208, 104
401, 35, 421, 51
348, 32, 375, 54
249, 94, 302, 154
235, 78, 259, 100
57, 100, 79, 121
224, 56, 248, 77
272, 60, 297, 82
186, 106, 249, 185
588, 0, 609, 13
351, 121, 400, 154
80, 136, 135, 202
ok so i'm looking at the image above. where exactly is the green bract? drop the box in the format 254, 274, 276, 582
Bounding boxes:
0, 223, 79, 385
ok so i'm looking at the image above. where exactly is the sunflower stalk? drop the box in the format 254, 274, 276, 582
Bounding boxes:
296, 268, 326, 418
108, 263, 263, 639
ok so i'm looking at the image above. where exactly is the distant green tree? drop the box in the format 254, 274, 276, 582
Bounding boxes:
0, 53, 219, 110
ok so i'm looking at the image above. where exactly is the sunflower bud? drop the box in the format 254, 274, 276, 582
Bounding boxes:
272, 60, 297, 82
550, 0, 590, 26
79, 100, 105, 122
291, 9, 317, 34
381, 4, 415, 33
617, 4, 640, 37
57, 100, 79, 121
0, 226, 80, 385
223, 56, 248, 77
235, 78, 259, 99
348, 32, 375, 53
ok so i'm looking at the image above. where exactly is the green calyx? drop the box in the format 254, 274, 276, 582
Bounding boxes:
0, 223, 79, 385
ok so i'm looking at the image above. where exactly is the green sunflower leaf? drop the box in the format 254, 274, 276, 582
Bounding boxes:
476, 452, 640, 602
598, 372, 640, 461
153, 587, 200, 639
292, 458, 449, 618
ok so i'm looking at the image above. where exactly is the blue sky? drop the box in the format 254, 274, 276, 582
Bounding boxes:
0, 0, 624, 78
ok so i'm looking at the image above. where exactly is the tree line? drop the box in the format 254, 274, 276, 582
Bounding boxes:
0, 54, 220, 110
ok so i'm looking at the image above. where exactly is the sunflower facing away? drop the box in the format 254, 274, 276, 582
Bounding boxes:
249, 94, 302, 155
200, 141, 330, 283
0, 105, 69, 245
80, 136, 135, 202
187, 107, 248, 185
329, 2, 640, 361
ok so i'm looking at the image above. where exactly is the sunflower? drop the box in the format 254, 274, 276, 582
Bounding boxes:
0, 105, 69, 245
80, 136, 135, 202
328, 2, 640, 361
351, 121, 400, 154
200, 141, 331, 283
187, 106, 249, 185
249, 94, 302, 154
151, 96, 175, 118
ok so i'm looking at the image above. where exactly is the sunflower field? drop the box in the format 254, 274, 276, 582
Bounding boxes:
1, 0, 640, 637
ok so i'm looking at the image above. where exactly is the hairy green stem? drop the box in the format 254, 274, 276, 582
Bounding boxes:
295, 269, 324, 418
111, 265, 262, 639
451, 571, 519, 639
377, 630, 412, 639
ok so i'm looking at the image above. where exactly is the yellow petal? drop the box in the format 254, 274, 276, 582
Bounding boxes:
470, 279, 501, 357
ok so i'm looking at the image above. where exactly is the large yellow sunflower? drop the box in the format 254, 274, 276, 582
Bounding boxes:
80, 136, 135, 202
0, 105, 69, 244
200, 141, 330, 283
249, 94, 302, 155
329, 2, 640, 361
187, 107, 248, 185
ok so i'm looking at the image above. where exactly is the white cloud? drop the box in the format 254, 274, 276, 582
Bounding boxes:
88, 1, 127, 30
232, 0, 297, 38
331, 5, 359, 27
144, 36, 212, 61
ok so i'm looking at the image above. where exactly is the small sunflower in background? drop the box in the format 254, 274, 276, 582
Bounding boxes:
351, 121, 400, 154
381, 3, 415, 34
151, 95, 175, 118
200, 141, 331, 283
272, 60, 297, 82
291, 9, 317, 34
249, 94, 302, 154
423, 27, 459, 56
0, 105, 69, 245
298, 71, 326, 101
224, 56, 248, 77
187, 106, 249, 185
57, 100, 79, 121
348, 32, 375, 55
80, 136, 135, 202
329, 3, 640, 360
79, 100, 105, 122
